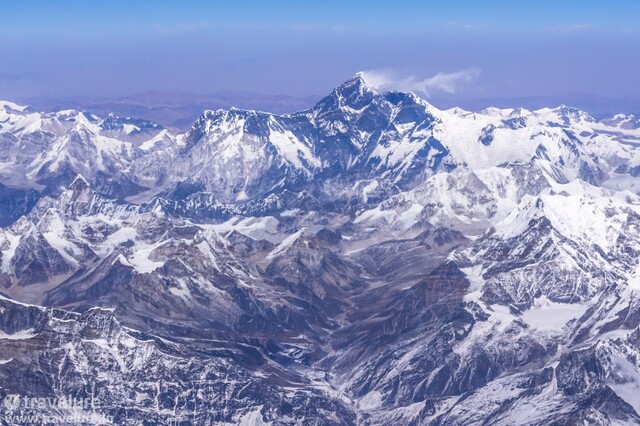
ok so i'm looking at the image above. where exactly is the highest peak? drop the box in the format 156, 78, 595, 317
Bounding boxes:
334, 72, 375, 96
352, 71, 369, 85
313, 73, 376, 113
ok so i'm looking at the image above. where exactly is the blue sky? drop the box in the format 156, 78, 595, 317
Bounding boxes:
0, 0, 639, 111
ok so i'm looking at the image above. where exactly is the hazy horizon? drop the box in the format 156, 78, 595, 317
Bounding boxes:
9, 81, 640, 131
1, 0, 639, 114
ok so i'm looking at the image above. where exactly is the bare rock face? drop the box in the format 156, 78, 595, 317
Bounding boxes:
1, 78, 640, 424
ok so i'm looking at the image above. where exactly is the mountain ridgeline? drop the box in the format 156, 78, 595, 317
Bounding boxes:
1, 75, 640, 424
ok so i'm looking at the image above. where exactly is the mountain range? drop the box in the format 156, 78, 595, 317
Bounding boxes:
1, 74, 640, 424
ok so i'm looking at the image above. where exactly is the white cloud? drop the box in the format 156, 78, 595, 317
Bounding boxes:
360, 67, 481, 96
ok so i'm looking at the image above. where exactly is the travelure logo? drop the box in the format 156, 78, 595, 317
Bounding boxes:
3, 394, 21, 411
2, 394, 99, 411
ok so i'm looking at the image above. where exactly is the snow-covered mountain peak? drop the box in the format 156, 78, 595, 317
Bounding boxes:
490, 183, 637, 254
3, 82, 640, 423
314, 74, 377, 116
68, 173, 90, 191
602, 113, 640, 130
188, 107, 270, 137
446, 106, 473, 116
477, 106, 515, 117
0, 100, 28, 112
99, 113, 162, 136
347, 72, 373, 91
48, 174, 105, 214
537, 104, 596, 125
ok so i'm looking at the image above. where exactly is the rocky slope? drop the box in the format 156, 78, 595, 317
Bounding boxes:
1, 76, 640, 424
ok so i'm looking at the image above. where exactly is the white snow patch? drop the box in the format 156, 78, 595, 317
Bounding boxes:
0, 100, 28, 112
461, 264, 485, 300
359, 390, 384, 410
207, 216, 281, 243
127, 240, 166, 273
396, 203, 424, 228
609, 356, 640, 414
97, 226, 137, 256
139, 129, 169, 151
521, 296, 588, 335
267, 228, 305, 259
269, 121, 320, 170
626, 263, 640, 292
238, 406, 271, 425
0, 232, 21, 273
0, 328, 37, 340
362, 180, 379, 203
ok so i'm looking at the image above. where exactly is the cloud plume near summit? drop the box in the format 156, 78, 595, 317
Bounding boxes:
360, 67, 481, 96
